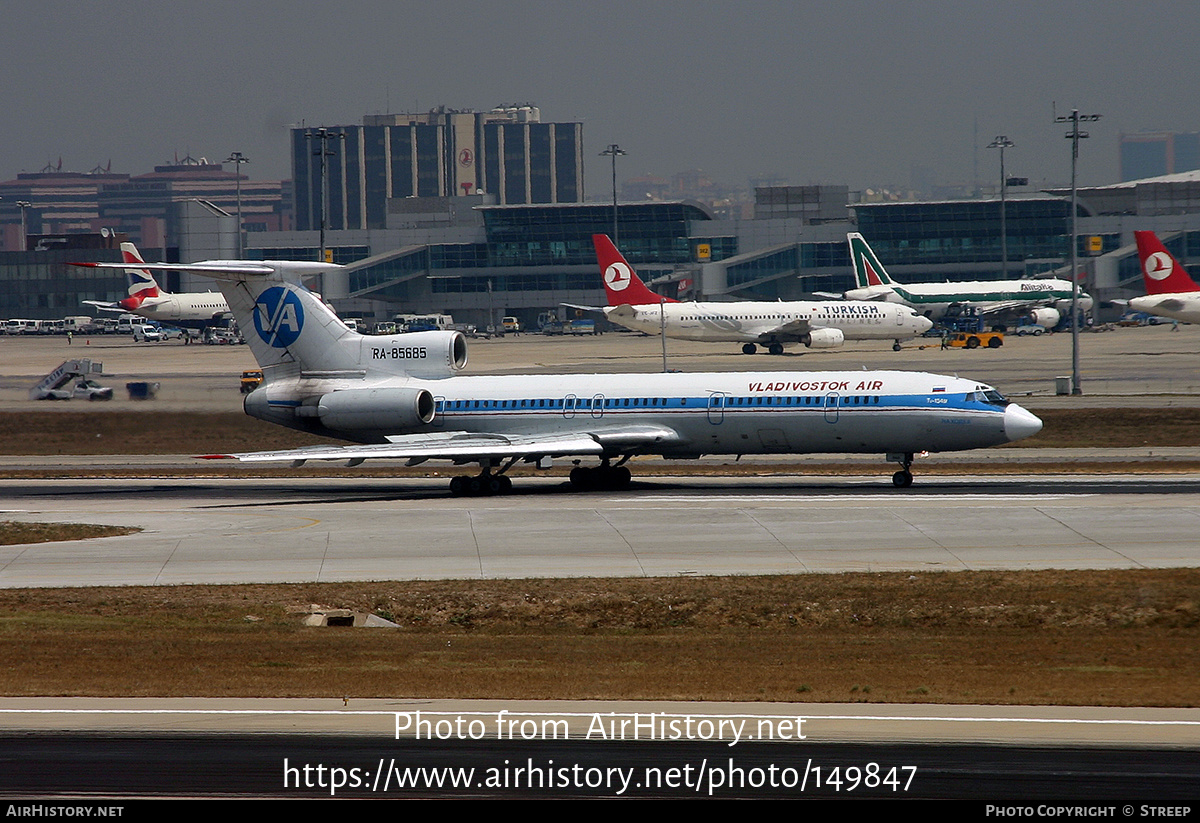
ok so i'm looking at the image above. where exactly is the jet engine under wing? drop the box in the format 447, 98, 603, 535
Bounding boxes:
199, 424, 684, 465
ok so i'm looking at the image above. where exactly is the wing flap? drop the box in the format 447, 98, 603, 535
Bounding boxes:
198, 424, 683, 465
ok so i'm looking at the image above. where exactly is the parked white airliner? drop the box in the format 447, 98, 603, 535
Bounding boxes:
843, 232, 1090, 329
1129, 231, 1200, 324
77, 255, 1042, 493
78, 243, 339, 331
592, 234, 932, 354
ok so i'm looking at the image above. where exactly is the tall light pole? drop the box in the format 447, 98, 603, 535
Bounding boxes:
599, 144, 626, 246
1054, 108, 1101, 396
305, 128, 344, 264
225, 151, 249, 257
987, 136, 1014, 278
15, 201, 31, 251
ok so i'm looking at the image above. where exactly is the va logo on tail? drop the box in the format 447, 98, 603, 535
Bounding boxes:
253, 286, 305, 347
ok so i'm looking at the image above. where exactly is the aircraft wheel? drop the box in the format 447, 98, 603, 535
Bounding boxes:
892, 470, 913, 488
485, 476, 502, 495
570, 467, 592, 490
768, 343, 784, 356
892, 341, 902, 352
987, 336, 1003, 348
497, 475, 513, 494
449, 476, 467, 496
611, 466, 632, 489
742, 343, 757, 355
467, 476, 483, 495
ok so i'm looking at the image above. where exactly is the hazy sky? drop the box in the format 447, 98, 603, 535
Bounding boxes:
4, 0, 1198, 196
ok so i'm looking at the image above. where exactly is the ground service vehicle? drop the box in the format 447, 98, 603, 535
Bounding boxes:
948, 331, 1004, 349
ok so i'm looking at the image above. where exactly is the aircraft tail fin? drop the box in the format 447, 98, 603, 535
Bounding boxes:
217, 271, 466, 379
592, 234, 680, 306
118, 242, 161, 309
847, 233, 896, 288
1134, 231, 1200, 295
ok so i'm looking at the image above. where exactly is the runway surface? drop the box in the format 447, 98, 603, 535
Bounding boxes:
2, 474, 1198, 587
0, 698, 1196, 799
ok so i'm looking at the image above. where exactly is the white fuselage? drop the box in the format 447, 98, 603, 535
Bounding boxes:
845, 280, 1087, 322
603, 300, 931, 345
247, 368, 1040, 457
130, 293, 230, 327
1128, 292, 1200, 324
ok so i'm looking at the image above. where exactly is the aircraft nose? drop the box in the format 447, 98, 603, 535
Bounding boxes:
915, 314, 933, 332
1004, 403, 1043, 442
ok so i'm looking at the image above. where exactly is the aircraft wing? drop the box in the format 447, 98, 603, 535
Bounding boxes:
965, 299, 1057, 316
561, 302, 605, 312
82, 300, 124, 314
765, 317, 814, 340
198, 424, 683, 465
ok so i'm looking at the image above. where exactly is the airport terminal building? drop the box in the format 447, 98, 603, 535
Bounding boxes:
9, 165, 1200, 326
240, 173, 1200, 330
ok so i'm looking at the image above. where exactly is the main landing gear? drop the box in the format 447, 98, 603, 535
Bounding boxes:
741, 342, 786, 355
448, 458, 518, 496
569, 457, 632, 491
887, 451, 915, 488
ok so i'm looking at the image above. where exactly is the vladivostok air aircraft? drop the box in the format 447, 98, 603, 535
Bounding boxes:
590, 234, 933, 354
75, 257, 1043, 493
844, 232, 1090, 330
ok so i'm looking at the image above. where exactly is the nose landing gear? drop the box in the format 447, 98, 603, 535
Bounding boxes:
887, 451, 915, 488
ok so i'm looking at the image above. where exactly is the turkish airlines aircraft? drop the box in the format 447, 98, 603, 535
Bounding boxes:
844, 232, 1090, 329
1129, 231, 1200, 324
83, 256, 1040, 494
592, 234, 932, 354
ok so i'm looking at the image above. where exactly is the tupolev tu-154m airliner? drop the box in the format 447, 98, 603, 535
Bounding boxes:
74, 257, 1044, 494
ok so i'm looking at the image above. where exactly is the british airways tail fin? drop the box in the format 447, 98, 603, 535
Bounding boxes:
1134, 231, 1200, 295
847, 233, 897, 288
118, 243, 162, 309
592, 234, 680, 306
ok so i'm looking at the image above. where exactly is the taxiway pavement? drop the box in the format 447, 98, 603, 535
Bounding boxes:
2, 475, 1198, 588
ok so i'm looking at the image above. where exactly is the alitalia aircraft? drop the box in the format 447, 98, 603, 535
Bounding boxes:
76, 255, 1043, 493
1129, 230, 1200, 324
592, 234, 933, 354
843, 232, 1090, 329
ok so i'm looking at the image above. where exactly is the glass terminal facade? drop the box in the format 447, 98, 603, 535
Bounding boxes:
853, 197, 1075, 279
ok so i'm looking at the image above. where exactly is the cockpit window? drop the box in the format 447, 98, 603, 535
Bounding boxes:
981, 389, 1008, 406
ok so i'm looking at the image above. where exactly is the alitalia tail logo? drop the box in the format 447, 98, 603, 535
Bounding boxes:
253, 286, 305, 347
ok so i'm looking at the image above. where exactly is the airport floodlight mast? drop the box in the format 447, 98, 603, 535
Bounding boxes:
987, 136, 1015, 277
1054, 108, 1101, 396
225, 152, 249, 257
599, 144, 626, 246
15, 201, 30, 252
305, 128, 345, 265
